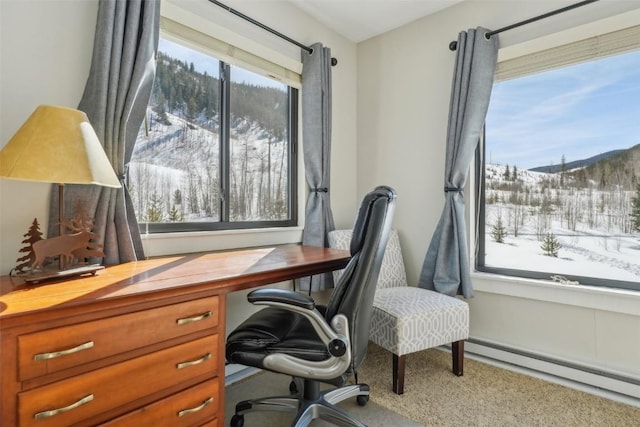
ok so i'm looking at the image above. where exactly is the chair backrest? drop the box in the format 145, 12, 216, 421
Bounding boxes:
328, 228, 407, 289
324, 186, 396, 374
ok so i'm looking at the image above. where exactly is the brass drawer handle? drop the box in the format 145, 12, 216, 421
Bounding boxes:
176, 353, 212, 369
177, 397, 214, 417
34, 341, 94, 361
34, 394, 94, 420
176, 310, 212, 325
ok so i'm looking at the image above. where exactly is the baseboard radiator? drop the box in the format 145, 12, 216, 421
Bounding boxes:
463, 338, 640, 404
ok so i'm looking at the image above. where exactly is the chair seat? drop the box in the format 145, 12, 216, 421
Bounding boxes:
370, 286, 469, 356
226, 307, 330, 365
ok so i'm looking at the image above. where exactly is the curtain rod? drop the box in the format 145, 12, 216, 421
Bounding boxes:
448, 0, 600, 51
208, 0, 337, 66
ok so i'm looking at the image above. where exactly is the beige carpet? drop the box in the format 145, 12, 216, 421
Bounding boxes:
359, 343, 640, 426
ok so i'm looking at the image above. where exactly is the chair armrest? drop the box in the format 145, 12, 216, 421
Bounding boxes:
248, 288, 315, 310
247, 288, 346, 353
247, 287, 352, 380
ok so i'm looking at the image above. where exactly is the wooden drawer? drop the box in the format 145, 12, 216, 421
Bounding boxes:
101, 379, 219, 427
18, 335, 218, 427
18, 296, 219, 381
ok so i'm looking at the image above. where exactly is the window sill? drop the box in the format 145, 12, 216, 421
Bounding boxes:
471, 271, 640, 316
141, 226, 304, 258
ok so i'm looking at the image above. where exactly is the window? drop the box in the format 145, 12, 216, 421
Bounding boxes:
130, 35, 298, 233
477, 27, 640, 291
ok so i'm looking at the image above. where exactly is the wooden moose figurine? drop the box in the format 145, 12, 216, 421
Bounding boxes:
31, 230, 103, 270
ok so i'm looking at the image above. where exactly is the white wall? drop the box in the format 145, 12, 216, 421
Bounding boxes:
0, 0, 358, 332
0, 0, 98, 274
357, 0, 640, 398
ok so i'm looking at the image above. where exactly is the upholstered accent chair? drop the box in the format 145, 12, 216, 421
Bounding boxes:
328, 229, 469, 395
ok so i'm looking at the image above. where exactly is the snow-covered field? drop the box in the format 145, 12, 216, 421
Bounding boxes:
484, 164, 640, 283
484, 226, 640, 282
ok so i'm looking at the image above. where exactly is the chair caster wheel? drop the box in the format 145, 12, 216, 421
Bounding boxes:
230, 414, 245, 427
289, 380, 298, 394
356, 394, 369, 406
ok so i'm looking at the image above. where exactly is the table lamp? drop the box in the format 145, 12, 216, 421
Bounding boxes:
0, 105, 121, 282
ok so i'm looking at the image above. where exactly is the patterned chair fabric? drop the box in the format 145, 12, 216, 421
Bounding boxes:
370, 287, 469, 355
328, 228, 469, 395
329, 227, 407, 289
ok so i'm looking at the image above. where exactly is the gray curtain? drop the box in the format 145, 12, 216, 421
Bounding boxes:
298, 42, 335, 292
418, 27, 498, 298
48, 0, 160, 264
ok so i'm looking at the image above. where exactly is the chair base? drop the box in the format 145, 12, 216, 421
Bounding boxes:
392, 340, 465, 395
231, 378, 370, 427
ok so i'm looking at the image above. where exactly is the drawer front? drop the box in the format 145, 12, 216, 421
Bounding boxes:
100, 379, 219, 427
18, 296, 219, 381
18, 335, 218, 427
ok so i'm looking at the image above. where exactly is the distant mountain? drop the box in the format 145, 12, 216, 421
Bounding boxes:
529, 149, 628, 173
525, 144, 640, 191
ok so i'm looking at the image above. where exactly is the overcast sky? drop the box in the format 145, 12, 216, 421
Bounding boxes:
485, 49, 640, 170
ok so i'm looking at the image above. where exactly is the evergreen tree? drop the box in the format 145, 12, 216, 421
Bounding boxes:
512, 165, 518, 181
146, 192, 164, 222
187, 97, 198, 122
153, 91, 170, 125
173, 189, 183, 206
541, 232, 561, 257
168, 205, 183, 222
503, 165, 510, 180
491, 215, 507, 243
631, 183, 640, 232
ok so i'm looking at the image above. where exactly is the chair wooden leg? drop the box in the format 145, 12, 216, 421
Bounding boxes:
452, 340, 464, 376
392, 353, 406, 395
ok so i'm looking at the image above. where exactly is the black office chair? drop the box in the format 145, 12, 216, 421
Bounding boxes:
226, 186, 397, 427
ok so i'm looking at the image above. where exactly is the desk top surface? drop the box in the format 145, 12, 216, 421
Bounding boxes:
0, 245, 350, 320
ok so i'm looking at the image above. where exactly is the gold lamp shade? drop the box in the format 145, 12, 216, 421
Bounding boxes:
0, 105, 120, 188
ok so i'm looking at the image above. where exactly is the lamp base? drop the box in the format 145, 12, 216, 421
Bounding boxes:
21, 264, 104, 284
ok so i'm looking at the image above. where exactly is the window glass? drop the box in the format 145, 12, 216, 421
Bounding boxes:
130, 37, 297, 232
229, 66, 290, 221
479, 48, 640, 290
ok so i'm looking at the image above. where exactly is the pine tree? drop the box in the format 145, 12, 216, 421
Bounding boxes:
146, 192, 164, 222
153, 91, 170, 125
173, 189, 183, 206
630, 183, 640, 232
491, 215, 507, 243
512, 165, 518, 181
15, 218, 44, 272
541, 232, 561, 257
503, 165, 510, 180
168, 205, 183, 222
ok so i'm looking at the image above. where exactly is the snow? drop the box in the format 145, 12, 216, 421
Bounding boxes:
485, 234, 640, 283
483, 164, 640, 284
129, 109, 289, 223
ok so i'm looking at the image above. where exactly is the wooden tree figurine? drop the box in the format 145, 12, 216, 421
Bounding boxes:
63, 201, 96, 234
15, 218, 44, 272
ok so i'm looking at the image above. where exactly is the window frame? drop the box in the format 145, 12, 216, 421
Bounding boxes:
134, 34, 299, 234
475, 27, 640, 293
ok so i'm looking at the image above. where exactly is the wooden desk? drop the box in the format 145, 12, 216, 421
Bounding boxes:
0, 245, 350, 427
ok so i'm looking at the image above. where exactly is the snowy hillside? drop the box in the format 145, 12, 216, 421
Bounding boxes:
129, 109, 289, 223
